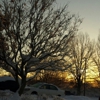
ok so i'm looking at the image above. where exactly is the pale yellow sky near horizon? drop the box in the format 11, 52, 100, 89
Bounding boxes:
56, 0, 100, 40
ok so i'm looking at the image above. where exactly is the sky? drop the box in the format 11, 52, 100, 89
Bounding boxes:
56, 0, 100, 40
0, 0, 99, 40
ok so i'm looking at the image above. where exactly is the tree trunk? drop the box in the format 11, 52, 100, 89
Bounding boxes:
76, 77, 82, 95
18, 76, 26, 96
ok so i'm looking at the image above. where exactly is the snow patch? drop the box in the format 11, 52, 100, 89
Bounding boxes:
0, 90, 20, 100
0, 76, 15, 82
0, 93, 98, 100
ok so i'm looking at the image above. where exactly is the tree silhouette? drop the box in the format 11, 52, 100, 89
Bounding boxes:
0, 0, 81, 95
67, 33, 94, 95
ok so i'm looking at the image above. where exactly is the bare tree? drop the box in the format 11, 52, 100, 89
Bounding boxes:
67, 33, 94, 95
93, 33, 100, 77
34, 70, 66, 87
0, 0, 81, 95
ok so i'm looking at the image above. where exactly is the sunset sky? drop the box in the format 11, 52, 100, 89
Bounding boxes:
56, 0, 100, 40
